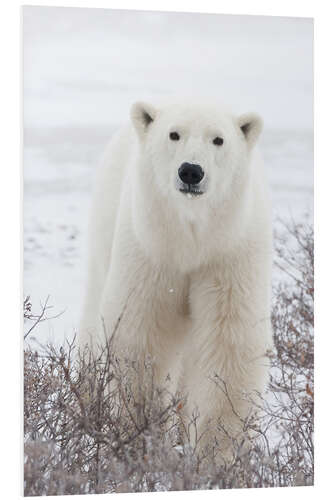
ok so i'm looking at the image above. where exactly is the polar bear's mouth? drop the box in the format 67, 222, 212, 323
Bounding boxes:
175, 175, 207, 197
179, 186, 204, 196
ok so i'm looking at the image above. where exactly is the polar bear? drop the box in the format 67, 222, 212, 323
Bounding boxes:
79, 98, 273, 458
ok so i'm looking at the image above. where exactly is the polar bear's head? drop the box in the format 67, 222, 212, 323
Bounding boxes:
131, 100, 263, 211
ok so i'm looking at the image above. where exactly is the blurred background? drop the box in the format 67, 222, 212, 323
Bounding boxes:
23, 6, 313, 344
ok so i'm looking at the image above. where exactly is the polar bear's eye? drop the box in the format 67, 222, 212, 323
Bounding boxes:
169, 131, 180, 141
213, 137, 224, 146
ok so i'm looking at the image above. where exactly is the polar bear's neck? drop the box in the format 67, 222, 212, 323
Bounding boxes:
130, 161, 261, 273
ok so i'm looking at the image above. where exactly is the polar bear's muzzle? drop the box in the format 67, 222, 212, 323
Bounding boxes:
177, 162, 205, 196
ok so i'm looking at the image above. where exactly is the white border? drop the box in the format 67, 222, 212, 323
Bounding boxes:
14, 1, 316, 17
1, 1, 331, 499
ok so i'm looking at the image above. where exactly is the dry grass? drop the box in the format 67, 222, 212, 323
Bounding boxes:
23, 221, 314, 495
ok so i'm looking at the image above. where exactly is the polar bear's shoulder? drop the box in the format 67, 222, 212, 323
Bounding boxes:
102, 124, 136, 164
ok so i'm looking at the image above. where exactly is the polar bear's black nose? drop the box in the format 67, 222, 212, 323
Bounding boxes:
178, 163, 204, 185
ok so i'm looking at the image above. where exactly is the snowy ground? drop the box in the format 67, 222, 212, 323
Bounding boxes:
23, 7, 313, 345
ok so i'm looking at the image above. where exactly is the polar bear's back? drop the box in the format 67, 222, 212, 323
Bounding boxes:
91, 124, 135, 251
80, 125, 135, 334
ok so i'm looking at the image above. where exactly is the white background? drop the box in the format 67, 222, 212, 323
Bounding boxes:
0, 1, 331, 499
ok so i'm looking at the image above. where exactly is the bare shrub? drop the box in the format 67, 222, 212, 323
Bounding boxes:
23, 221, 314, 495
24, 295, 63, 341
267, 220, 314, 486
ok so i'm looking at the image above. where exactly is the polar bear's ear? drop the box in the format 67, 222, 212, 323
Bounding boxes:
131, 101, 157, 139
237, 113, 263, 149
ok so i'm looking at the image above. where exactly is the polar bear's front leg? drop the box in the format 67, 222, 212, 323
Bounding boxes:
95, 241, 187, 405
184, 262, 272, 459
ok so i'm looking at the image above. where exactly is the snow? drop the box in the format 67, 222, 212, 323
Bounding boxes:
23, 6, 313, 345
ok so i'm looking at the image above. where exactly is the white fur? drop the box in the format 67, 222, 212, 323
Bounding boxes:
79, 99, 273, 456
